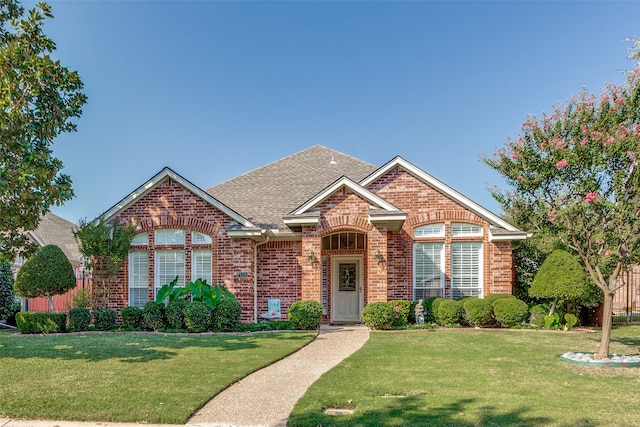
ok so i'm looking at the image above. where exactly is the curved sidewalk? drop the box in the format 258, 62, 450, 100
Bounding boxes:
187, 324, 369, 427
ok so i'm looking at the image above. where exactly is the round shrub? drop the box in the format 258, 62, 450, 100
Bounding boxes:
94, 308, 116, 331
142, 301, 166, 331
388, 300, 411, 327
16, 312, 66, 334
288, 300, 323, 330
493, 298, 529, 328
528, 304, 547, 329
184, 301, 210, 333
212, 297, 242, 332
435, 299, 463, 326
68, 307, 91, 331
424, 296, 444, 323
463, 297, 493, 327
361, 302, 395, 330
165, 299, 189, 330
121, 306, 143, 329
484, 293, 515, 306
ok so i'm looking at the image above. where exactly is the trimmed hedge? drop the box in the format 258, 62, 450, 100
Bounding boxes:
388, 300, 411, 327
493, 298, 529, 327
143, 301, 166, 331
361, 302, 395, 330
288, 300, 323, 330
184, 301, 210, 333
94, 308, 117, 331
484, 293, 515, 306
16, 312, 66, 334
68, 307, 91, 331
463, 297, 493, 327
435, 299, 463, 325
165, 299, 189, 330
212, 297, 242, 332
121, 306, 143, 329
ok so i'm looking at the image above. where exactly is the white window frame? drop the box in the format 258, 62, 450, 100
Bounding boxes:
451, 242, 483, 298
413, 223, 445, 238
413, 242, 445, 300
154, 249, 185, 297
451, 223, 483, 237
155, 229, 185, 245
128, 250, 149, 308
191, 248, 212, 284
192, 231, 212, 245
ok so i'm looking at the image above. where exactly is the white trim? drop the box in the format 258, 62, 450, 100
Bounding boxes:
360, 157, 523, 233
100, 167, 257, 229
290, 176, 401, 216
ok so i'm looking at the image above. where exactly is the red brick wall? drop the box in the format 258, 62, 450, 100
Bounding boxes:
256, 240, 302, 318
111, 178, 256, 322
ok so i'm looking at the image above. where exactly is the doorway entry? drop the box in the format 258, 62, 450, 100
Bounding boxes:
331, 256, 363, 322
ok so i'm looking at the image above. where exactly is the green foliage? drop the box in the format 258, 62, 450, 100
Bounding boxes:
212, 297, 242, 332
288, 300, 323, 330
0, 260, 16, 319
564, 313, 578, 330
529, 304, 547, 328
13, 244, 76, 312
424, 296, 443, 323
0, 0, 87, 262
120, 306, 143, 329
530, 249, 589, 302
165, 298, 189, 330
68, 307, 91, 331
388, 300, 411, 327
544, 313, 561, 330
235, 320, 296, 332
69, 289, 90, 309
435, 299, 463, 326
94, 308, 116, 331
16, 312, 66, 334
361, 302, 394, 330
493, 298, 529, 328
156, 278, 236, 311
511, 239, 550, 302
183, 301, 210, 333
462, 297, 494, 327
484, 293, 515, 306
142, 301, 165, 331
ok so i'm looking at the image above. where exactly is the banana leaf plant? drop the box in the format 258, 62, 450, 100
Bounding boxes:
156, 277, 235, 310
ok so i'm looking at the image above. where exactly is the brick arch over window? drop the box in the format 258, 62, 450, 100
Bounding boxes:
407, 212, 486, 230
319, 223, 373, 236
319, 216, 374, 233
133, 216, 222, 237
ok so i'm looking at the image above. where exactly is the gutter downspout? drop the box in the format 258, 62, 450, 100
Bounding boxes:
254, 233, 270, 323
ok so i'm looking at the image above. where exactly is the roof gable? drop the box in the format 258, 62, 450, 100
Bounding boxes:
361, 156, 524, 234
100, 167, 257, 229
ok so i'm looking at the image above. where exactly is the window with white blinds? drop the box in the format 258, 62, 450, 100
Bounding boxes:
192, 249, 212, 283
413, 224, 444, 238
451, 242, 482, 298
192, 231, 212, 244
128, 250, 148, 308
154, 250, 185, 297
451, 223, 483, 237
413, 243, 444, 299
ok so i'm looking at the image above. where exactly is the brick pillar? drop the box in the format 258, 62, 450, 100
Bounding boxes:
301, 226, 322, 302
367, 225, 388, 304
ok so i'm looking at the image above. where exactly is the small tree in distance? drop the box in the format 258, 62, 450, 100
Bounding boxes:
530, 249, 589, 315
14, 245, 76, 312
0, 260, 16, 319
484, 45, 640, 359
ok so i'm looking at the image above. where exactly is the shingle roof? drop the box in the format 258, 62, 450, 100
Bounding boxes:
206, 145, 378, 231
30, 212, 82, 264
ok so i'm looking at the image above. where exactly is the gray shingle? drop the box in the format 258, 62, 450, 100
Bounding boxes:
31, 212, 82, 263
206, 145, 378, 231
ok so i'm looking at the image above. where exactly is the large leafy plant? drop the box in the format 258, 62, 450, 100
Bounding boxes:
155, 277, 235, 310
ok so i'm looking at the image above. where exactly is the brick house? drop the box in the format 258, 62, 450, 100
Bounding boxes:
98, 145, 527, 323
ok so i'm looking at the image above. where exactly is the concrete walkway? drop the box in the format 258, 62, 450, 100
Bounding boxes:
0, 325, 369, 427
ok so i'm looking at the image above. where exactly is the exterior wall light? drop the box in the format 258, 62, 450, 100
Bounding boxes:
374, 249, 383, 262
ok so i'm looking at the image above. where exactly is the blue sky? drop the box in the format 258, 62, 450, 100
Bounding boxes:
34, 0, 640, 224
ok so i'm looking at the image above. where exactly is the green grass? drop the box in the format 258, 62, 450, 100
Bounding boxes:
0, 331, 315, 424
289, 326, 640, 427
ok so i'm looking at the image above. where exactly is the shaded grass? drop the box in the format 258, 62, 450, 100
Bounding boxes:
289, 326, 640, 427
0, 331, 315, 423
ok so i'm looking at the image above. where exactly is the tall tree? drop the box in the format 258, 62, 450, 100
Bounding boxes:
0, 260, 15, 319
0, 0, 87, 262
13, 244, 76, 312
74, 219, 137, 309
484, 51, 640, 359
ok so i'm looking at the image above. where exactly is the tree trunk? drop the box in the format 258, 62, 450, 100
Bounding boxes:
48, 296, 54, 313
548, 298, 558, 316
594, 291, 614, 359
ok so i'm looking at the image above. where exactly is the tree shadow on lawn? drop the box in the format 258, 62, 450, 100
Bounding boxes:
0, 332, 312, 363
290, 396, 556, 427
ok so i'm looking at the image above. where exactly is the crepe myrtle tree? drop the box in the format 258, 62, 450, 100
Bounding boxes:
0, 1, 87, 262
484, 60, 640, 359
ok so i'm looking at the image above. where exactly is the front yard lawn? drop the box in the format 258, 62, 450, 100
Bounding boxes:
289, 326, 640, 427
0, 331, 315, 424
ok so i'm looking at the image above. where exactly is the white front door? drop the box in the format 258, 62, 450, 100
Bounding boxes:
331, 256, 363, 322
